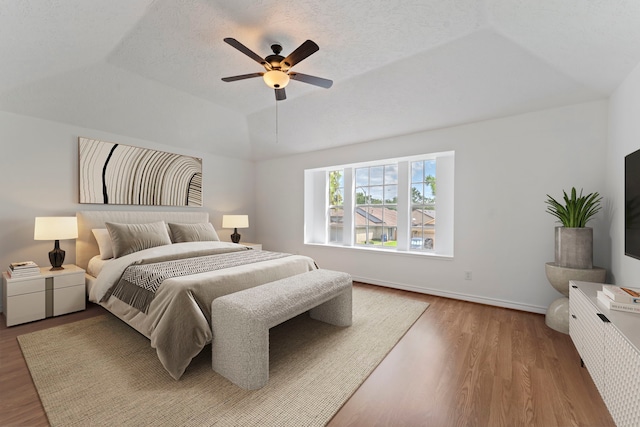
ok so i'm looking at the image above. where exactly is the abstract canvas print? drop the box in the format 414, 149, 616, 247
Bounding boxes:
79, 137, 202, 206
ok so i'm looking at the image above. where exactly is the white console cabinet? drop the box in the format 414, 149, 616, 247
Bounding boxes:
569, 281, 640, 426
2, 264, 86, 327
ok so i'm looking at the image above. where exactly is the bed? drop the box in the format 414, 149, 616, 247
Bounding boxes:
76, 210, 317, 380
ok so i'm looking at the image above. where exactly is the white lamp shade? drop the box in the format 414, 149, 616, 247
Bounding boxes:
34, 217, 78, 240
222, 215, 249, 229
263, 70, 290, 89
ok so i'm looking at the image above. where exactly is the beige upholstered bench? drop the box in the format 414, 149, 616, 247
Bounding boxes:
211, 269, 352, 390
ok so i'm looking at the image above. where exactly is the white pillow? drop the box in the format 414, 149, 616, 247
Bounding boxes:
92, 228, 114, 260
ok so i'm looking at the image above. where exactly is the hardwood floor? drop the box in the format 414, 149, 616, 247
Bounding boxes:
0, 284, 614, 427
328, 285, 614, 427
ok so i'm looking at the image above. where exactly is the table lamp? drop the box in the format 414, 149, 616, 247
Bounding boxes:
34, 217, 78, 270
222, 215, 249, 243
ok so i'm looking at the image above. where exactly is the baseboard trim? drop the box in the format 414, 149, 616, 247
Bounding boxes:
351, 275, 547, 314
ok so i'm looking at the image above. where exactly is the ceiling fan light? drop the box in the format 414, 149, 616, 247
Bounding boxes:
263, 70, 290, 89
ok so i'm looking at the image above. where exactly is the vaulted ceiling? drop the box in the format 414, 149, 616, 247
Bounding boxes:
2, 0, 640, 160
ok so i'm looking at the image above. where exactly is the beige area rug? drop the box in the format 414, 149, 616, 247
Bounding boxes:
18, 286, 428, 427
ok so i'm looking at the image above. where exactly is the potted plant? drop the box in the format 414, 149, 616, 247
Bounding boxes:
545, 187, 602, 269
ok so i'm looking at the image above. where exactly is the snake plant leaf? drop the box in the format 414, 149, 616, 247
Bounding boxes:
545, 187, 602, 227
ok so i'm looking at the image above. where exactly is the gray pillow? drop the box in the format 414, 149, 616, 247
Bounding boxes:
168, 222, 220, 243
106, 221, 172, 258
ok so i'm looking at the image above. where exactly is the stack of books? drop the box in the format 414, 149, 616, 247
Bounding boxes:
7, 261, 41, 278
597, 285, 640, 314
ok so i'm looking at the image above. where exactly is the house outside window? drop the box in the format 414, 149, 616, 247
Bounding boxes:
354, 164, 398, 247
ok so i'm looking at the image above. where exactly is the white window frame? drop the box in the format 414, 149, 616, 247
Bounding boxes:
304, 151, 454, 257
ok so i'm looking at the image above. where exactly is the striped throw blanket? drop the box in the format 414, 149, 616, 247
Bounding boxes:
102, 250, 291, 313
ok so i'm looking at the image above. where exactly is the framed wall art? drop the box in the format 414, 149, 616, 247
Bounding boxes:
79, 137, 202, 206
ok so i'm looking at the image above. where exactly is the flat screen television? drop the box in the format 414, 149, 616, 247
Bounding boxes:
626, 148, 640, 260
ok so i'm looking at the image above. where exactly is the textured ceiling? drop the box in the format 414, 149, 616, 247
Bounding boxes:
1, 0, 640, 160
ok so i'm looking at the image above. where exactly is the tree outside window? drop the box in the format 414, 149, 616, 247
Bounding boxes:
328, 170, 344, 243
411, 160, 436, 250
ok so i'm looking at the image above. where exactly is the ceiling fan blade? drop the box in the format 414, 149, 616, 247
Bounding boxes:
221, 72, 264, 82
275, 88, 286, 101
223, 38, 269, 68
289, 72, 333, 88
281, 40, 319, 69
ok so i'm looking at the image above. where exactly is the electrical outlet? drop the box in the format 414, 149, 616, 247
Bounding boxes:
464, 271, 472, 280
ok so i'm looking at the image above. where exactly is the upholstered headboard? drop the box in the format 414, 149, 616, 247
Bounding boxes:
76, 210, 209, 271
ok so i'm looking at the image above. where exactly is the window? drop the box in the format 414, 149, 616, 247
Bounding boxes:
354, 164, 397, 247
328, 170, 344, 243
410, 160, 436, 251
305, 151, 454, 257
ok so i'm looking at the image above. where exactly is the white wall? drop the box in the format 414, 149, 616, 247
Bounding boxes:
0, 99, 614, 315
607, 61, 640, 285
255, 101, 609, 313
0, 111, 256, 311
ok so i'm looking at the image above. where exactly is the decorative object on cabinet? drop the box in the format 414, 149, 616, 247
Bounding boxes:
544, 187, 604, 334
78, 137, 202, 206
222, 215, 249, 243
570, 281, 640, 426
596, 288, 640, 314
8, 261, 40, 278
602, 284, 640, 304
2, 264, 85, 327
545, 187, 602, 268
34, 217, 78, 270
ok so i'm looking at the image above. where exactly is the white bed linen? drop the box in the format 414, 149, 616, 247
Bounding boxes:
87, 255, 111, 278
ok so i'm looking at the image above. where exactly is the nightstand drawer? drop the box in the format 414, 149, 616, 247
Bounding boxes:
6, 291, 46, 326
53, 285, 85, 316
52, 273, 84, 289
6, 277, 45, 296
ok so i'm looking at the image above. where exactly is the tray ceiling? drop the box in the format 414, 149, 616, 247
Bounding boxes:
1, 0, 639, 160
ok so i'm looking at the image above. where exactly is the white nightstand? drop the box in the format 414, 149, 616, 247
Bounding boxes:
2, 264, 86, 327
241, 242, 262, 250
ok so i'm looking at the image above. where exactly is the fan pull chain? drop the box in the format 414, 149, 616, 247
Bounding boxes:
275, 100, 279, 144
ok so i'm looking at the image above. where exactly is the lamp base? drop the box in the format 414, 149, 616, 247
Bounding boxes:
49, 240, 65, 270
231, 228, 241, 244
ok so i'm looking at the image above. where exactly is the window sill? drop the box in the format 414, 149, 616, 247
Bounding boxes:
304, 242, 453, 260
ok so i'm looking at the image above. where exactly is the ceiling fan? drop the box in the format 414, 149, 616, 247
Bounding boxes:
221, 38, 333, 101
